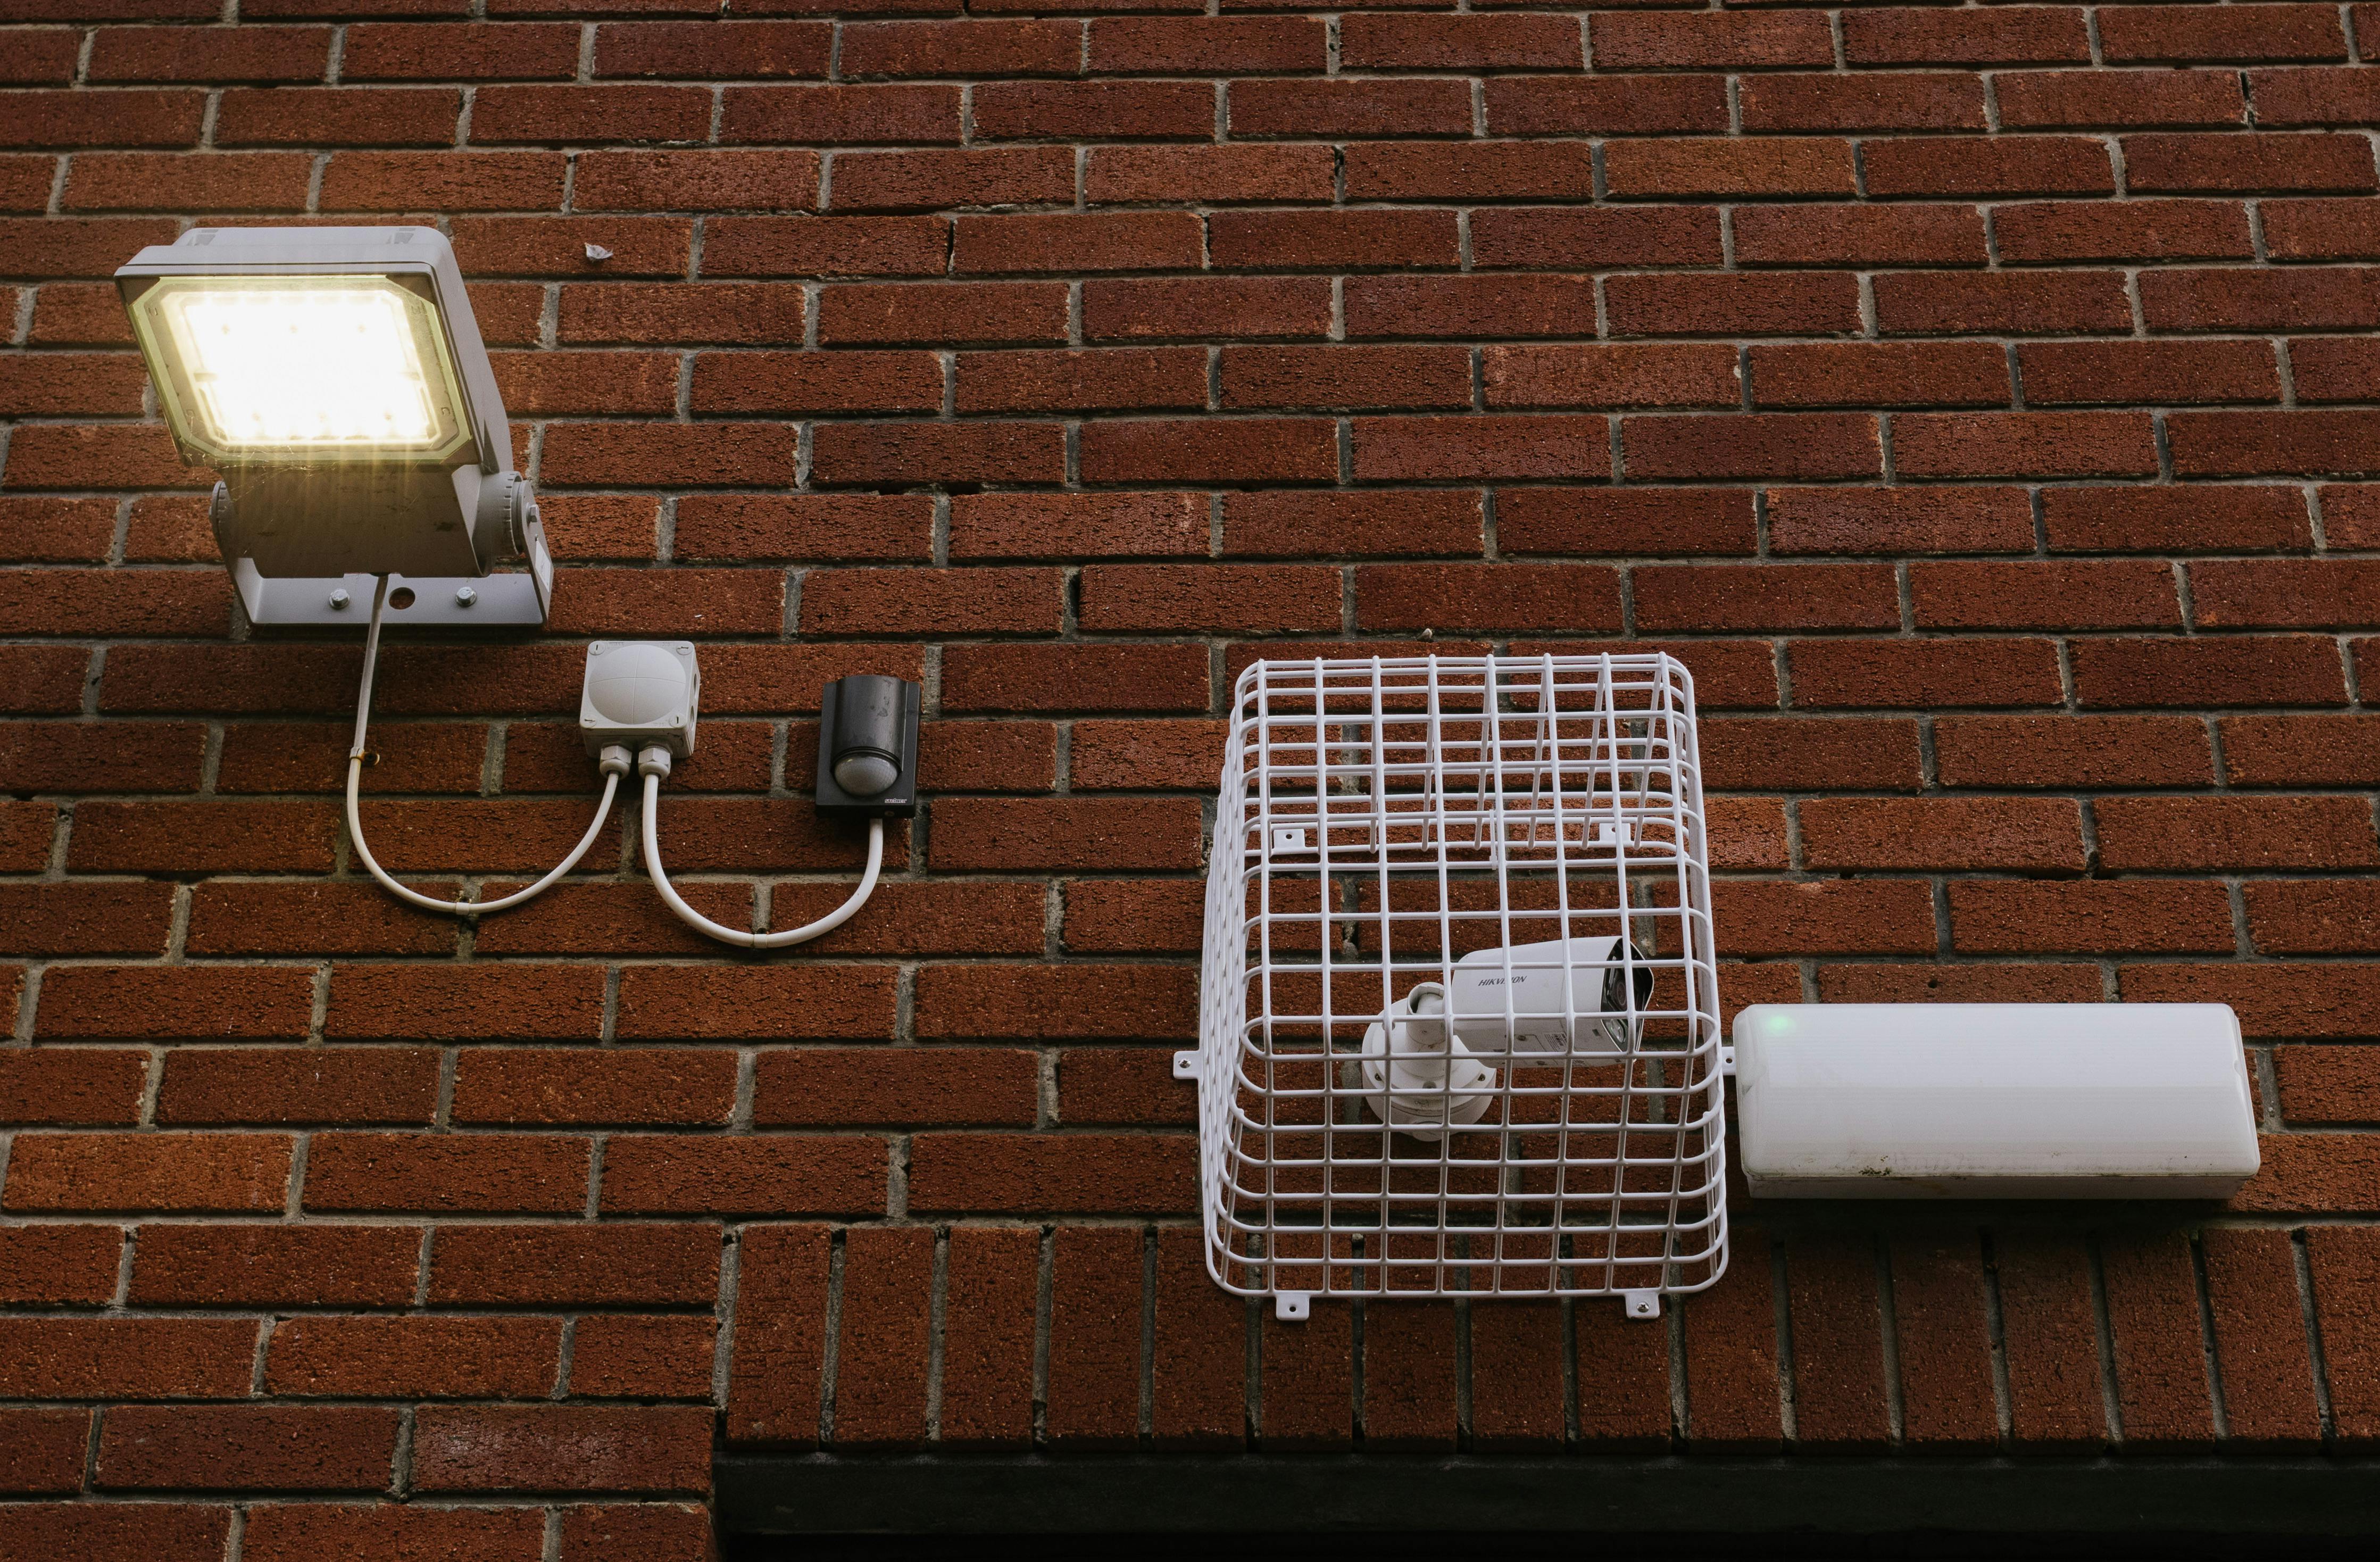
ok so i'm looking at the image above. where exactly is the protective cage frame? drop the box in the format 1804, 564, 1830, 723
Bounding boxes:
1189, 654, 1728, 1319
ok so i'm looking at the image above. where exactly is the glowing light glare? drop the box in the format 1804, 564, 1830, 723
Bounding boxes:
160, 284, 444, 451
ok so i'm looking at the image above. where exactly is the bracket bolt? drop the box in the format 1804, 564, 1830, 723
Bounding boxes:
328, 589, 350, 611
454, 586, 477, 608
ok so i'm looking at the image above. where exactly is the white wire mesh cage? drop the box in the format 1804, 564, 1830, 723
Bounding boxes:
1191, 654, 1728, 1318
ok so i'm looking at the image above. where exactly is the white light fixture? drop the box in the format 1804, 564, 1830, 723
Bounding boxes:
1734, 1003, 2260, 1199
117, 226, 550, 627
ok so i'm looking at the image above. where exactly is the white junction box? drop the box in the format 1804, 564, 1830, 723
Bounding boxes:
1734, 1003, 2260, 1200
580, 640, 700, 759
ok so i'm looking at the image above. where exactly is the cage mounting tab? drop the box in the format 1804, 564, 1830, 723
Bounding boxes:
1275, 1292, 1310, 1322
1171, 1051, 1198, 1081
1624, 1290, 1662, 1320
1721, 1045, 1737, 1076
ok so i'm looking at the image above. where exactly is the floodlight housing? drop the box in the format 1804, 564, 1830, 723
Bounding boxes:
116, 226, 551, 627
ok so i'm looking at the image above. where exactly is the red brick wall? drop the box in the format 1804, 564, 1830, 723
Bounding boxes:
5, 2, 2380, 1553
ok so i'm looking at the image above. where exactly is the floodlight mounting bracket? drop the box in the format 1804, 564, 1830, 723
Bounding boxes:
231, 511, 554, 628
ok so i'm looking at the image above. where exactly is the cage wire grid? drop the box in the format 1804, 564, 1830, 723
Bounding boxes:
1192, 654, 1729, 1317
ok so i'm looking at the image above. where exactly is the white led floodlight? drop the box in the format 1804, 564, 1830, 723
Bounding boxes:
117, 226, 551, 627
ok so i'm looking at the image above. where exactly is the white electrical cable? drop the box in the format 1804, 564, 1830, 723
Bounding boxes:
640, 767, 884, 948
344, 574, 619, 916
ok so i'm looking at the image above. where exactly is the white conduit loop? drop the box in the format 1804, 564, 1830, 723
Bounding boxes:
640, 768, 884, 949
345, 574, 619, 917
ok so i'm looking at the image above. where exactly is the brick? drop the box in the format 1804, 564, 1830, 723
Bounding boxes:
957, 212, 1202, 276
721, 83, 959, 145
0, 1226, 120, 1307
1345, 275, 1598, 339
453, 1048, 737, 1127
1802, 796, 2084, 873
0, 881, 174, 957
1591, 12, 1833, 71
1682, 1228, 1780, 1449
675, 494, 931, 561
0, 28, 78, 85
1951, 881, 2235, 958
700, 214, 946, 277
0, 1407, 87, 1493
157, 1047, 440, 1127
1058, 1047, 1194, 1126
1702, 717, 1923, 791
1151, 1225, 1243, 1448
1739, 70, 1986, 132
2101, 3, 2346, 63
1085, 277, 1330, 342
1888, 1237, 1999, 1449
1912, 559, 2181, 629
413, 1406, 710, 1494
1495, 488, 1751, 555
1894, 411, 2158, 478
447, 216, 690, 275
0, 1505, 227, 1562
1995, 1234, 2106, 1448
1820, 963, 2103, 1004
2119, 962, 2380, 1040
1936, 714, 2213, 788
1087, 145, 1333, 204
1605, 137, 1855, 200
1466, 1303, 1563, 1449
571, 1316, 715, 1401
1637, 562, 1896, 632
0, 569, 231, 636
1354, 561, 1619, 633
1791, 637, 2063, 708
2307, 1229, 2380, 1440
470, 85, 711, 144
1047, 1226, 1142, 1447
941, 1226, 1038, 1446
592, 19, 829, 78
2331, 484, 2380, 545
1865, 136, 2114, 197
1622, 413, 1881, 481
1767, 485, 2030, 554
1080, 563, 1336, 633
304, 1132, 590, 1215
2143, 267, 2380, 331
1238, 77, 1475, 138
2292, 337, 2380, 403
956, 347, 1204, 413
724, 1224, 829, 1447
975, 80, 1211, 141
2128, 131, 2378, 194
1339, 12, 1577, 70
2097, 795, 2377, 871
2193, 559, 2380, 628
1259, 1300, 1352, 1449
1599, 271, 1856, 336
326, 965, 603, 1042
243, 1506, 547, 1562
2253, 65, 2380, 127
1733, 203, 1990, 268
2072, 635, 2347, 707
917, 723, 1059, 794
1063, 878, 1203, 954
36, 965, 312, 1041
1079, 416, 1335, 484
616, 965, 895, 1041
831, 1226, 930, 1447
216, 85, 461, 146
818, 281, 1065, 345
1363, 1303, 1457, 1451
130, 1224, 419, 1309
1068, 718, 1225, 790
0, 89, 205, 149
945, 643, 1211, 713
98, 1406, 398, 1491
1346, 141, 1594, 203
1487, 72, 1729, 136
1786, 1236, 1890, 1448
542, 423, 797, 488
2099, 1232, 2214, 1449
2001, 198, 2258, 264
0, 1316, 253, 1401
1876, 270, 2132, 335
1485, 344, 1737, 411
2226, 715, 2380, 787
2201, 1228, 2323, 1447
833, 147, 1074, 211
1997, 67, 2245, 128
1351, 414, 1611, 483
914, 960, 1194, 1040
1752, 342, 2008, 408
910, 1133, 1194, 1214
2022, 339, 2279, 405
267, 1315, 559, 1399
1715, 880, 1938, 956
1846, 7, 2091, 65
755, 1042, 1033, 1127
690, 349, 940, 416
1461, 207, 1721, 270
1088, 16, 1322, 73
2171, 410, 2380, 477
430, 1224, 718, 1308
343, 21, 581, 80
598, 1136, 887, 1216
845, 19, 1081, 78
810, 421, 1065, 486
